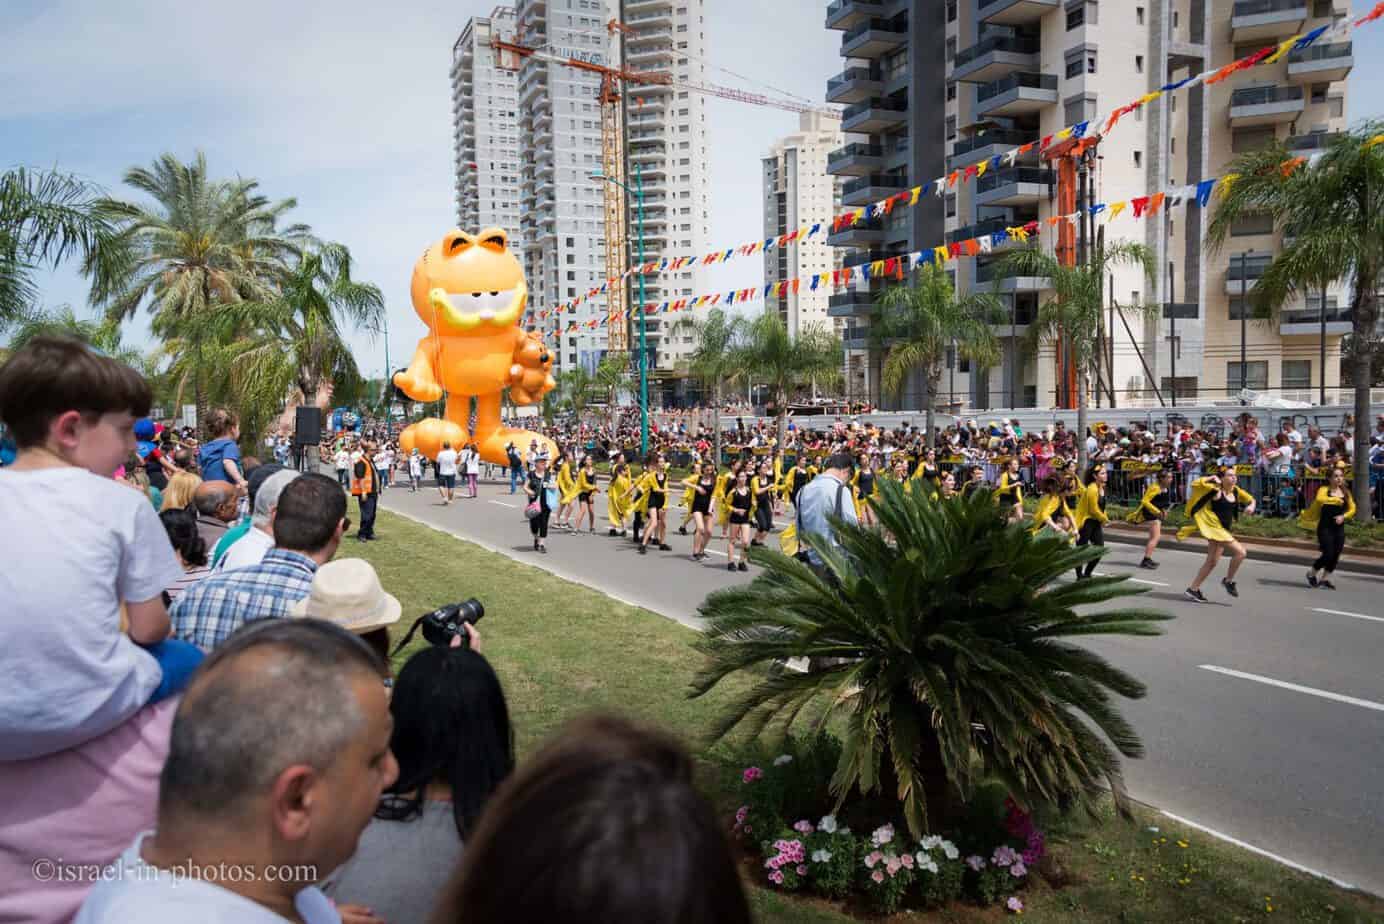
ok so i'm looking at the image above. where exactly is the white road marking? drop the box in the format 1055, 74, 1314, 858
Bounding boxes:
1311, 607, 1384, 624
489, 500, 517, 508
1128, 577, 1169, 587
1159, 810, 1356, 890
1198, 664, 1384, 714
704, 549, 727, 557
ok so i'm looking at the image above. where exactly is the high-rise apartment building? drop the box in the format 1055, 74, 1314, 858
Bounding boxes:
762, 111, 845, 337
827, 0, 1351, 410
451, 8, 524, 250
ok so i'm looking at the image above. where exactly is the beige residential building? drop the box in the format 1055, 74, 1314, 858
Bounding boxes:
762, 111, 845, 338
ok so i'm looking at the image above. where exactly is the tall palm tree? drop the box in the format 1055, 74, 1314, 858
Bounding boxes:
0, 167, 123, 326
690, 479, 1171, 837
733, 314, 842, 447
671, 308, 746, 465
997, 241, 1156, 470
1207, 123, 1383, 520
875, 261, 1004, 441
5, 304, 147, 371
592, 352, 630, 435
556, 365, 595, 425
91, 152, 304, 432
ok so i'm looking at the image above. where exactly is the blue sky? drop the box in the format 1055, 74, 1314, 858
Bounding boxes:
1, 0, 1377, 377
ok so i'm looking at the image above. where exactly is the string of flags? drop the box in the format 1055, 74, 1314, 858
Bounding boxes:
537, 0, 1384, 328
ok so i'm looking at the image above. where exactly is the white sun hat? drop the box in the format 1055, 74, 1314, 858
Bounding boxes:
290, 558, 401, 634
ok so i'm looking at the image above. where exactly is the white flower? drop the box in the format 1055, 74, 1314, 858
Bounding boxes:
920, 835, 943, 850
817, 815, 838, 834
772, 754, 793, 766
919, 856, 939, 875
811, 849, 833, 864
942, 843, 960, 861
871, 824, 895, 847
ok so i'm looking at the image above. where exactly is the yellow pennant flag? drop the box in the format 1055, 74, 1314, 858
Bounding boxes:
1108, 201, 1127, 219
1263, 36, 1299, 64
933, 246, 949, 263
1138, 91, 1162, 105
976, 160, 989, 178
1055, 127, 1073, 141
1218, 173, 1239, 198
909, 185, 922, 206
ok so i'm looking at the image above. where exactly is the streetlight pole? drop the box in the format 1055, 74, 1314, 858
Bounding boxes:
591, 164, 649, 459
1239, 249, 1252, 404
1319, 283, 1327, 406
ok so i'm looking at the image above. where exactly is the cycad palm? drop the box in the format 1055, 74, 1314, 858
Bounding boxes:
672, 307, 746, 465
997, 241, 1155, 469
733, 314, 842, 447
876, 261, 1004, 439
691, 479, 1170, 837
1207, 123, 1383, 520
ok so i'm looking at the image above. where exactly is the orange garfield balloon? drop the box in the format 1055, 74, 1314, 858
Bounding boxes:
393, 228, 557, 464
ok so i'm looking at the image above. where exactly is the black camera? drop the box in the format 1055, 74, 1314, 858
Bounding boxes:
391, 599, 484, 655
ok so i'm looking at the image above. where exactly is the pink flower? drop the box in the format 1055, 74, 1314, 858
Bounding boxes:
899, 853, 914, 869
1010, 860, 1028, 878
742, 767, 763, 783
794, 820, 814, 835
966, 855, 986, 871
885, 858, 902, 876
864, 850, 882, 868
871, 870, 885, 884
796, 864, 808, 876
992, 846, 1020, 868
735, 806, 749, 823
743, 825, 752, 834
1006, 896, 1024, 914
769, 870, 784, 885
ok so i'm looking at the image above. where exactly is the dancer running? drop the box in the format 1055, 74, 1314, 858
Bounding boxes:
554, 451, 577, 531
783, 455, 812, 510
1072, 464, 1109, 580
1179, 465, 1256, 602
716, 459, 743, 540
994, 456, 1024, 524
688, 461, 717, 561
607, 461, 632, 537
636, 453, 672, 555
751, 460, 777, 547
726, 469, 753, 572
852, 454, 878, 527
1031, 475, 1071, 538
676, 469, 698, 536
1300, 462, 1354, 589
573, 455, 600, 534
1126, 469, 1174, 569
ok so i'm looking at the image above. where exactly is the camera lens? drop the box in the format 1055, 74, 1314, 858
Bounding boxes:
456, 598, 484, 624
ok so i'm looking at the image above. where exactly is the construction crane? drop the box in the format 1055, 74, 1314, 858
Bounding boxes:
490, 28, 833, 354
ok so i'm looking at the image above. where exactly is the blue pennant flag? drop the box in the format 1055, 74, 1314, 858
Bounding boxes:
1195, 178, 1217, 208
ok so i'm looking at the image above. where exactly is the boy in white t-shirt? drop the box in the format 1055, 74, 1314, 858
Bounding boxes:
0, 336, 202, 761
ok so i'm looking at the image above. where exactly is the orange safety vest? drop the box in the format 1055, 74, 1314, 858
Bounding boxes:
350, 457, 378, 496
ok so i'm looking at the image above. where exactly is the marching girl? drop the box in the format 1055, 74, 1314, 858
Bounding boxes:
606, 461, 632, 537
554, 451, 578, 531
772, 454, 787, 516
852, 454, 879, 527
573, 455, 600, 534
1031, 475, 1072, 539
676, 470, 699, 536
912, 448, 940, 490
1126, 469, 1174, 570
1300, 462, 1354, 589
750, 460, 778, 547
931, 470, 957, 502
636, 453, 672, 555
716, 459, 744, 541
994, 456, 1024, 524
1057, 461, 1081, 533
688, 461, 718, 561
725, 469, 753, 572
891, 455, 912, 490
1072, 464, 1109, 580
960, 465, 988, 499
783, 455, 812, 510
1179, 465, 1256, 602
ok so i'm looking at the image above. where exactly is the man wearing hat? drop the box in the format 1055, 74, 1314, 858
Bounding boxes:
291, 558, 403, 674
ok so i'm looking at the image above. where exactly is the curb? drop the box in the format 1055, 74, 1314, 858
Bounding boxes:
1103, 523, 1384, 577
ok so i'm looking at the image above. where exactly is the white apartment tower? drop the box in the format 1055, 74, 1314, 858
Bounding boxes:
451, 8, 524, 249
762, 111, 845, 338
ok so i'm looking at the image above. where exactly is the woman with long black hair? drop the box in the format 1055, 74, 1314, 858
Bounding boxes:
1072, 464, 1109, 580
1300, 462, 1355, 589
326, 642, 513, 923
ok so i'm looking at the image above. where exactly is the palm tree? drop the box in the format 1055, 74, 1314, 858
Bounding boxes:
875, 261, 1004, 441
690, 478, 1171, 838
671, 308, 746, 466
592, 352, 630, 435
556, 365, 595, 425
997, 241, 1156, 470
1207, 123, 1384, 521
91, 152, 304, 432
733, 314, 842, 447
5, 304, 148, 370
0, 167, 123, 326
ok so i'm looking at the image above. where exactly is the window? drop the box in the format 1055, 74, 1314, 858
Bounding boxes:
1328, 95, 1344, 118
1064, 47, 1097, 78
1283, 360, 1312, 390
1066, 0, 1092, 30
1064, 95, 1096, 125
1227, 361, 1269, 391
1311, 0, 1333, 14
946, 81, 956, 101
1310, 83, 1329, 104
946, 37, 956, 62
1170, 137, 1176, 154
1133, 150, 1142, 167
1232, 127, 1275, 153
947, 0, 957, 21
1136, 5, 1145, 24
1231, 212, 1274, 236
566, 253, 575, 264
1228, 296, 1257, 320
1135, 54, 1144, 73
945, 194, 956, 218
945, 116, 957, 140
1160, 376, 1198, 400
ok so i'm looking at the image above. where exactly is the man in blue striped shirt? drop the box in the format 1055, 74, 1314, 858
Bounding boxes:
171, 474, 349, 652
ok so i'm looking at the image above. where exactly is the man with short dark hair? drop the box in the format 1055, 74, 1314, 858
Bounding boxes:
75, 619, 397, 923
351, 440, 381, 541
171, 474, 349, 651
794, 451, 858, 571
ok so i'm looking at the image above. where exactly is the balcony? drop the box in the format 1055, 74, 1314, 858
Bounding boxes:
979, 0, 1058, 23
842, 174, 909, 206
826, 219, 886, 247
1225, 253, 1272, 294
841, 18, 907, 58
1285, 131, 1344, 154
1228, 85, 1304, 127
974, 166, 1053, 207
948, 128, 1036, 169
624, 0, 672, 11
1286, 42, 1353, 83
826, 142, 885, 176
627, 44, 675, 66
826, 0, 886, 30
842, 324, 873, 350
828, 290, 877, 318
1280, 303, 1352, 336
841, 97, 907, 133
947, 217, 1028, 250
976, 262, 1050, 292
975, 71, 1058, 117
625, 8, 673, 28
952, 35, 1040, 83
1230, 0, 1307, 43
826, 66, 884, 104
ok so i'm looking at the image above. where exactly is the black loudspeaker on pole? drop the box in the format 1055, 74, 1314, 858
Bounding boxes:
295, 406, 323, 446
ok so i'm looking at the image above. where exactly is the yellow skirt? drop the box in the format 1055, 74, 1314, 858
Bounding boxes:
608, 494, 626, 527
1176, 509, 1236, 544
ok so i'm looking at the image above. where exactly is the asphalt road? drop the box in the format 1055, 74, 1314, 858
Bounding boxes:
374, 473, 1384, 896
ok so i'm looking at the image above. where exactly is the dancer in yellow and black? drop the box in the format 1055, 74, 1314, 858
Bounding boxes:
725, 468, 753, 572
750, 460, 778, 547
573, 455, 600, 534
994, 457, 1024, 524
913, 449, 940, 495
1300, 462, 1355, 589
553, 450, 577, 531
1031, 476, 1072, 539
716, 459, 744, 541
1072, 465, 1109, 580
636, 453, 672, 555
852, 454, 878, 527
931, 470, 957, 502
960, 465, 988, 499
607, 461, 632, 537
783, 455, 812, 511
1057, 461, 1081, 534
1179, 465, 1256, 602
1126, 469, 1175, 569
688, 461, 718, 561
